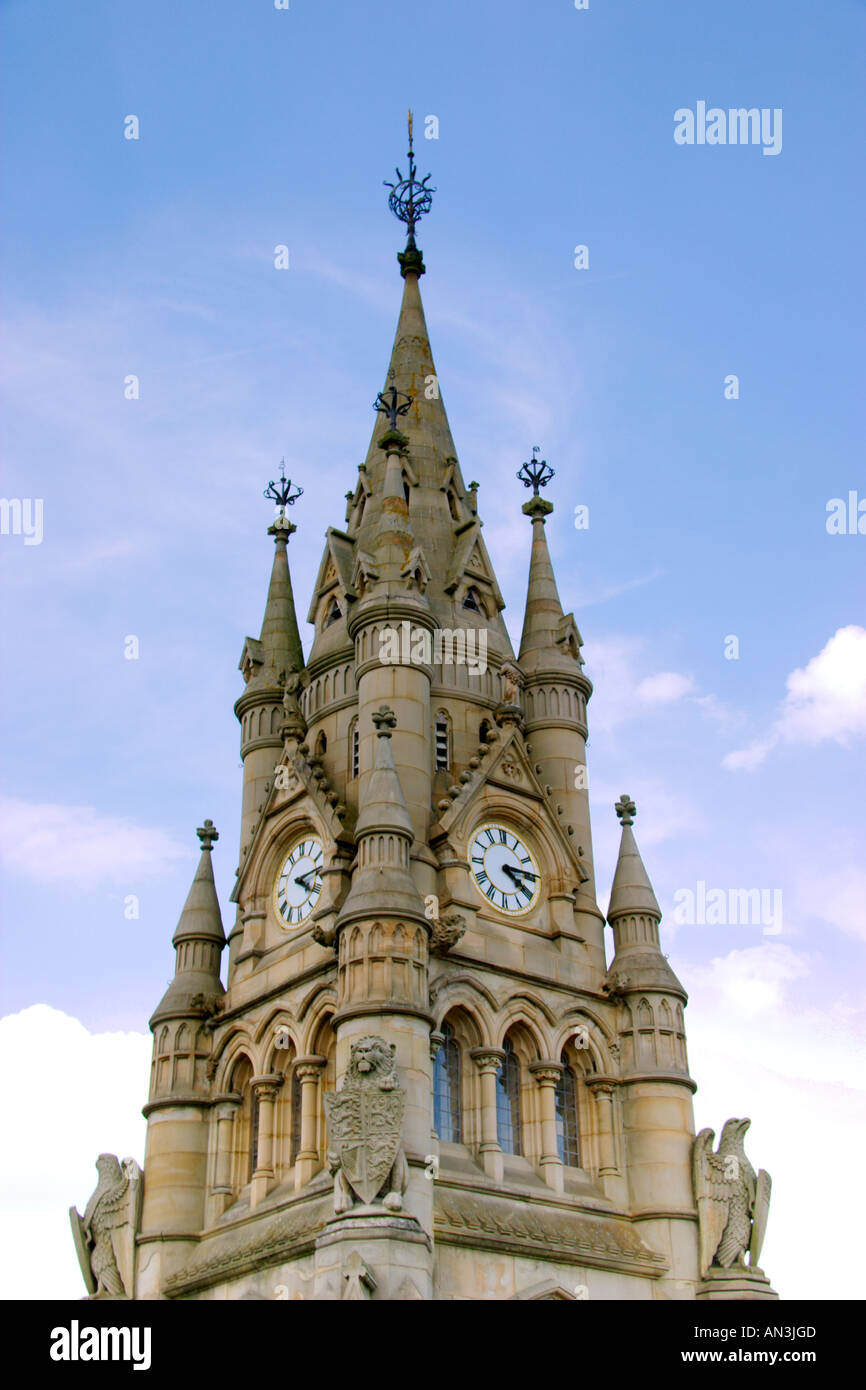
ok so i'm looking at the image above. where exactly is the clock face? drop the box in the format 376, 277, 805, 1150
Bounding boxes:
274, 836, 324, 928
469, 823, 541, 916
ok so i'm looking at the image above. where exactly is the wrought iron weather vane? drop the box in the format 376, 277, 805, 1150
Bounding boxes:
516, 446, 555, 496
384, 110, 435, 275
264, 460, 303, 514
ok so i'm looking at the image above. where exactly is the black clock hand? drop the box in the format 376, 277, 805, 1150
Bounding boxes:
294, 871, 317, 891
502, 864, 537, 883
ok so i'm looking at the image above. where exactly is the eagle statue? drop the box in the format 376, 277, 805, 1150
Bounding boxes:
693, 1118, 771, 1279
69, 1153, 143, 1298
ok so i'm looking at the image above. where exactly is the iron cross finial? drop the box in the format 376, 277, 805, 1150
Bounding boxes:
517, 446, 555, 496
264, 460, 303, 512
615, 795, 636, 827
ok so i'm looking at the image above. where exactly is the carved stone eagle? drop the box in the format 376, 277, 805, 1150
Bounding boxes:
693, 1118, 771, 1279
69, 1154, 143, 1298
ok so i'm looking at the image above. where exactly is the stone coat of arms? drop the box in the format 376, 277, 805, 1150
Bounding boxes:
324, 1036, 409, 1213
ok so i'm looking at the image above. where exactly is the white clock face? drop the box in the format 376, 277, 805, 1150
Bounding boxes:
470, 823, 541, 915
274, 837, 324, 928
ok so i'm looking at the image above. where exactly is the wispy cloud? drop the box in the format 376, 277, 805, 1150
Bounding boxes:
724, 626, 866, 770
0, 798, 192, 889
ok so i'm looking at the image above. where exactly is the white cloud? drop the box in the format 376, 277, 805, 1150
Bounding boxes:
798, 862, 866, 945
725, 626, 866, 770
0, 1006, 151, 1299
585, 636, 724, 733
635, 671, 695, 704
680, 942, 866, 1298
0, 797, 192, 888
686, 943, 809, 1018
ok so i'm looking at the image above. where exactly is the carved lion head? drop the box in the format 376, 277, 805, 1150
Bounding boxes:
348, 1035, 398, 1087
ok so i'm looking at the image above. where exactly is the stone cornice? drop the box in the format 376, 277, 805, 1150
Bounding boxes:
346, 599, 436, 642
142, 1094, 213, 1118
617, 1071, 698, 1093
433, 1185, 668, 1277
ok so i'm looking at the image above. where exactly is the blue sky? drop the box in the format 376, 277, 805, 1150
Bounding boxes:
1, 0, 864, 1298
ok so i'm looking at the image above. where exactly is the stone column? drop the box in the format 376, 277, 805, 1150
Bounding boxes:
212, 1092, 242, 1192
470, 1048, 505, 1184
589, 1082, 618, 1176
250, 1075, 283, 1208
530, 1061, 564, 1194
294, 1056, 326, 1191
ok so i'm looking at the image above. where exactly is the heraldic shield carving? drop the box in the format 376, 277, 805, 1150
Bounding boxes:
324, 1036, 409, 1212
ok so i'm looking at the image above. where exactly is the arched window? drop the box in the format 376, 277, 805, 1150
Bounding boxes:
479, 718, 493, 745
314, 730, 327, 758
349, 718, 359, 779
555, 1054, 580, 1167
496, 1039, 522, 1155
325, 597, 341, 627
462, 587, 482, 614
434, 712, 450, 771
433, 1022, 462, 1142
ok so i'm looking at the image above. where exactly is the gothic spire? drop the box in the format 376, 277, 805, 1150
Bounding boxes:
241, 464, 305, 691
607, 795, 662, 921
307, 120, 513, 667
151, 821, 226, 1026
517, 449, 583, 672
606, 796, 685, 998
334, 707, 428, 928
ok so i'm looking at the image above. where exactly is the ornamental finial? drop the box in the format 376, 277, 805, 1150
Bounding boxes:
197, 819, 219, 850
384, 111, 435, 276
371, 705, 398, 738
615, 795, 636, 827
264, 460, 303, 513
517, 446, 555, 497
374, 371, 413, 431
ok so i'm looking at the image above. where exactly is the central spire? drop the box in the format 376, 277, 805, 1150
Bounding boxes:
306, 117, 513, 670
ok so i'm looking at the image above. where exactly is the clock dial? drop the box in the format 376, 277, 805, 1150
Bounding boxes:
469, 823, 540, 916
274, 837, 324, 928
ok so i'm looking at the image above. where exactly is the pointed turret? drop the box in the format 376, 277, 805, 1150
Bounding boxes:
235, 469, 306, 860
238, 467, 304, 696
511, 450, 603, 955
335, 706, 428, 927
606, 795, 685, 998
517, 453, 583, 675
151, 820, 226, 1027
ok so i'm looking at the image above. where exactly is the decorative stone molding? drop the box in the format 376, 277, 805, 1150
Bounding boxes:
469, 1047, 505, 1075
343, 1249, 377, 1300
429, 910, 465, 955
529, 1061, 563, 1086
433, 1189, 667, 1276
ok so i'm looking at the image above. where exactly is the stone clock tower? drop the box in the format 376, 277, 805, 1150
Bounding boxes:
70, 121, 777, 1302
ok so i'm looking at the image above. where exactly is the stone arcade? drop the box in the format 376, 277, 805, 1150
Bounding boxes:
70, 124, 778, 1302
